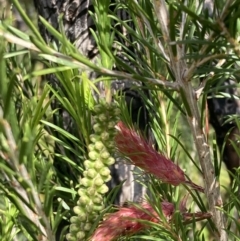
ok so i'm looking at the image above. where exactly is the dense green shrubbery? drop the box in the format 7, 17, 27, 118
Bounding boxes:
0, 0, 240, 240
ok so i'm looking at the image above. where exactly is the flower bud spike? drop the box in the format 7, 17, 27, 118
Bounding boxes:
67, 101, 120, 240
115, 122, 186, 186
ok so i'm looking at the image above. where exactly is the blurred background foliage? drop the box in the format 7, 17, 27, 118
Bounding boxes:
0, 0, 240, 240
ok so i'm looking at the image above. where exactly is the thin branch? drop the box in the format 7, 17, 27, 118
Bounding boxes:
0, 29, 179, 90
100, 69, 179, 90
185, 53, 227, 81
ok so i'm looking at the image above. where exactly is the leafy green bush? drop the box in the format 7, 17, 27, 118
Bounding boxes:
0, 0, 240, 241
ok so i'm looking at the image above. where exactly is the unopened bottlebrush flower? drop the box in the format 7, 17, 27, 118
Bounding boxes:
91, 201, 174, 241
115, 121, 185, 186
115, 122, 204, 192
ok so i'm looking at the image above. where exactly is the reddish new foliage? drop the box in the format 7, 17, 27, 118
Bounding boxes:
115, 121, 186, 186
91, 201, 174, 241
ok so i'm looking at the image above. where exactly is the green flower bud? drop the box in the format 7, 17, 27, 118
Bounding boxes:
88, 187, 96, 196
73, 206, 85, 216
94, 104, 102, 114
91, 210, 99, 216
95, 141, 104, 151
89, 134, 97, 143
101, 132, 110, 141
97, 184, 109, 194
88, 144, 95, 151
101, 151, 110, 159
94, 159, 104, 170
107, 142, 115, 151
69, 224, 79, 233
104, 157, 115, 165
70, 216, 80, 224
73, 205, 82, 215
76, 231, 86, 239
79, 195, 90, 205
84, 223, 92, 231
87, 169, 97, 178
104, 175, 111, 182
100, 167, 111, 177
88, 151, 98, 160
103, 102, 111, 110
98, 114, 107, 122
108, 121, 116, 128
94, 176, 104, 187
66, 233, 77, 241
92, 195, 103, 204
93, 204, 104, 212
78, 189, 87, 197
85, 204, 93, 212
84, 160, 93, 169
87, 215, 97, 223
78, 213, 88, 222
80, 177, 92, 187
93, 123, 102, 133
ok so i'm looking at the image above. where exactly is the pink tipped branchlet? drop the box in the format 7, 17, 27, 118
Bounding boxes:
115, 121, 204, 192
